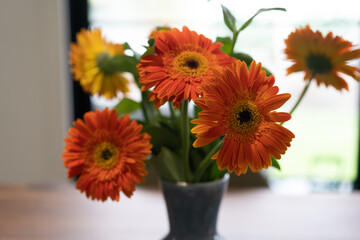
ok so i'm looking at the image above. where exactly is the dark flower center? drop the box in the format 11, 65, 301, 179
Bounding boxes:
93, 142, 119, 170
230, 100, 262, 134
237, 109, 252, 124
185, 59, 199, 69
306, 54, 332, 75
101, 149, 113, 161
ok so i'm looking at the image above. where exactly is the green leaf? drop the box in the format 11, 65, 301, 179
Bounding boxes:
262, 66, 273, 77
141, 44, 156, 58
147, 38, 155, 47
152, 114, 172, 129
216, 36, 232, 45
239, 8, 286, 32
98, 55, 139, 79
112, 55, 138, 72
189, 147, 204, 172
216, 36, 232, 55
232, 52, 253, 65
142, 124, 181, 154
156, 26, 170, 31
190, 105, 202, 135
209, 162, 227, 181
140, 38, 156, 59
271, 156, 281, 170
232, 52, 273, 77
123, 42, 132, 50
140, 90, 158, 122
221, 5, 237, 32
151, 147, 182, 182
114, 98, 141, 115
194, 105, 202, 119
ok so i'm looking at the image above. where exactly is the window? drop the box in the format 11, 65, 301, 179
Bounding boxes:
87, 0, 360, 192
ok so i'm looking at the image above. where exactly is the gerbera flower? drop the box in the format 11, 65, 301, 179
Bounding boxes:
284, 25, 360, 90
137, 26, 235, 108
62, 108, 152, 201
191, 60, 295, 175
148, 25, 172, 40
70, 28, 130, 99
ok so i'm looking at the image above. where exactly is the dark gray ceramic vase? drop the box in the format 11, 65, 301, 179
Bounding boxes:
160, 174, 230, 240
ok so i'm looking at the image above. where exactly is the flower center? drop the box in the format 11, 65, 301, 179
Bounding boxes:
229, 100, 262, 133
101, 149, 113, 160
96, 51, 119, 75
185, 59, 199, 69
237, 109, 252, 124
173, 51, 209, 76
306, 54, 332, 75
93, 141, 119, 170
96, 51, 111, 67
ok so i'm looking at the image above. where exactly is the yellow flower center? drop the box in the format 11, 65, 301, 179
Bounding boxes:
173, 51, 209, 76
93, 141, 119, 170
229, 100, 262, 133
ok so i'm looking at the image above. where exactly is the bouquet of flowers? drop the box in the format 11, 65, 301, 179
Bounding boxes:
62, 5, 360, 202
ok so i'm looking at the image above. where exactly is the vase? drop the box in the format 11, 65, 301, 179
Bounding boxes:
160, 174, 230, 240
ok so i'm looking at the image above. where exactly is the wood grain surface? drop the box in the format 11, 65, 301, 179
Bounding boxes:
0, 183, 359, 240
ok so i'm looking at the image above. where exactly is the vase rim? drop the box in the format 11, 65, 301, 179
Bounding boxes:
160, 173, 230, 188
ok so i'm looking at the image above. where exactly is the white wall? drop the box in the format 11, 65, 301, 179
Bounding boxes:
0, 0, 71, 183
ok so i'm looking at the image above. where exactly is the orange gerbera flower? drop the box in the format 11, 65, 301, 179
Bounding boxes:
137, 26, 235, 108
285, 25, 360, 90
148, 25, 172, 40
191, 60, 295, 175
62, 108, 152, 201
70, 28, 130, 99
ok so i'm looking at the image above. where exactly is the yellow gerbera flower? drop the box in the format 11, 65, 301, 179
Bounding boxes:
284, 25, 360, 90
70, 28, 130, 99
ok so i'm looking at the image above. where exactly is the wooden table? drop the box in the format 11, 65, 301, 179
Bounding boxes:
0, 183, 359, 240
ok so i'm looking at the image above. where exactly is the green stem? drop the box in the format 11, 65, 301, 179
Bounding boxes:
169, 102, 176, 126
230, 31, 239, 56
193, 140, 223, 183
289, 77, 313, 115
282, 77, 313, 126
140, 91, 150, 123
181, 100, 191, 182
